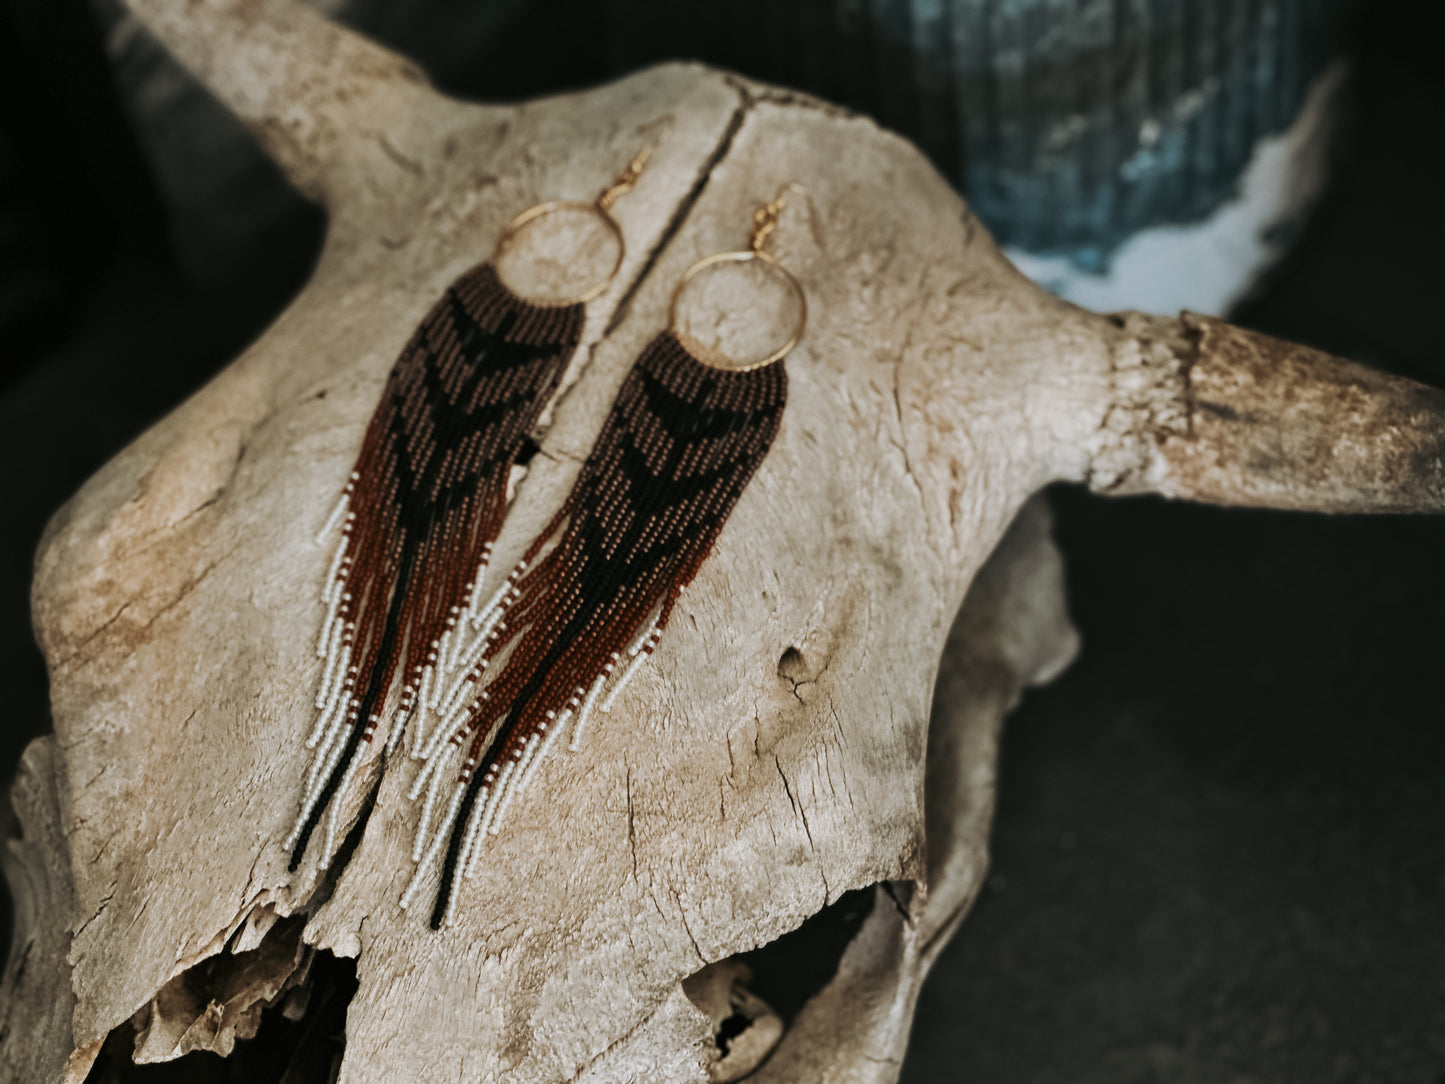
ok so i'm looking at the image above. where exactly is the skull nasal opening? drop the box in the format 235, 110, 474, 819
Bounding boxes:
81, 920, 358, 1083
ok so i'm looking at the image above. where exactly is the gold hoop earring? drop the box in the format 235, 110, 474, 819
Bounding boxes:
668, 194, 808, 369
492, 146, 649, 305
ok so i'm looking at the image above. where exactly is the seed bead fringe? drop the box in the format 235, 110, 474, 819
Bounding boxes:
409, 330, 787, 928
286, 264, 584, 871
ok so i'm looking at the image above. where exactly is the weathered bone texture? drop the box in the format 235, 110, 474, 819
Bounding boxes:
737, 496, 1078, 1084
6, 2, 1445, 1082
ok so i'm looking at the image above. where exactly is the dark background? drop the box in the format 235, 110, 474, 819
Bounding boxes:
2, 1, 1443, 1081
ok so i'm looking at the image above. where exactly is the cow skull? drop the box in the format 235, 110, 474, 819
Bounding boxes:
3, 2, 1442, 1082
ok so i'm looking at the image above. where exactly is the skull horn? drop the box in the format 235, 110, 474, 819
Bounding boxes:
1096, 311, 1445, 513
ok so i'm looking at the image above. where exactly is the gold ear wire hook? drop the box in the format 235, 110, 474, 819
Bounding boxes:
748, 182, 813, 253
597, 144, 654, 211
749, 195, 784, 254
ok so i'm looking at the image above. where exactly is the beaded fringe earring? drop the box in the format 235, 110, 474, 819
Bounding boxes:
286, 149, 652, 871
401, 194, 808, 928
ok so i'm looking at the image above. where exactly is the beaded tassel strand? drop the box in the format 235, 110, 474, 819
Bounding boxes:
407, 330, 787, 927
287, 265, 585, 870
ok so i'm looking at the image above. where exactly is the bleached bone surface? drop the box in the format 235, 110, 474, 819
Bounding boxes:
6, 2, 1445, 1081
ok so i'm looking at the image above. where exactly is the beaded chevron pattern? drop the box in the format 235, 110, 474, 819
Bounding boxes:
287, 263, 584, 870
401, 330, 788, 927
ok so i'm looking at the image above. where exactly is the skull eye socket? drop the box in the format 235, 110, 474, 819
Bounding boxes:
685, 884, 891, 1080
725, 885, 876, 1024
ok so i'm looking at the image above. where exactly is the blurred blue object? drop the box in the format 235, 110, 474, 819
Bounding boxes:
603, 0, 1362, 313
